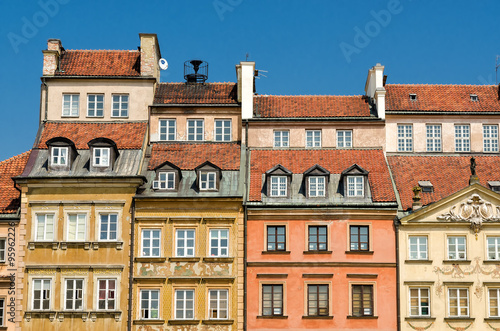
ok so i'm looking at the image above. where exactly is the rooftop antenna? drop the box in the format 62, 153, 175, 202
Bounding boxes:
496, 55, 500, 84
246, 53, 249, 61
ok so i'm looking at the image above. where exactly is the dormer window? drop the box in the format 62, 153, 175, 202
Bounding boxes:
93, 148, 110, 167
488, 181, 500, 192
418, 181, 434, 193
46, 137, 77, 171
303, 164, 330, 198
200, 172, 216, 190
341, 164, 369, 199
409, 93, 417, 101
51, 147, 68, 166
195, 161, 221, 192
271, 176, 287, 197
87, 138, 119, 172
347, 176, 364, 197
470, 94, 478, 102
265, 165, 292, 198
152, 161, 182, 191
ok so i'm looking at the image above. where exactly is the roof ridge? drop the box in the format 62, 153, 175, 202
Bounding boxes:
255, 94, 365, 98
45, 121, 148, 124
65, 49, 139, 53
250, 147, 383, 151
0, 150, 31, 166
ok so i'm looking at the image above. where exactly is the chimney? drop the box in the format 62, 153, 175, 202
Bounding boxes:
364, 63, 386, 119
412, 186, 422, 211
236, 61, 255, 120
42, 39, 62, 76
139, 33, 161, 82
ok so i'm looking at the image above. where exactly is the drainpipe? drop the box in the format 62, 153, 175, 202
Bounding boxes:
394, 216, 401, 331
243, 120, 249, 331
127, 199, 136, 331
41, 77, 48, 122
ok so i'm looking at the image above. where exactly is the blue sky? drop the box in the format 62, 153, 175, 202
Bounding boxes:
1, 0, 500, 160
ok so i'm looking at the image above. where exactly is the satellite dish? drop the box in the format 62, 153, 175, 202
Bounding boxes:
159, 58, 168, 70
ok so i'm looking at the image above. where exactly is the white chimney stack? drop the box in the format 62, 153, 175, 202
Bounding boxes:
364, 63, 386, 119
236, 61, 255, 120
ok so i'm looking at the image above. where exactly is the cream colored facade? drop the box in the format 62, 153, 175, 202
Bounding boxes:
399, 184, 500, 331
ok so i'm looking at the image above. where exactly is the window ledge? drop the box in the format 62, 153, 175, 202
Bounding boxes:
444, 317, 474, 322
168, 257, 200, 262
27, 241, 58, 250
24, 311, 57, 322
484, 317, 500, 321
303, 250, 332, 255
256, 315, 288, 319
405, 259, 433, 264
203, 257, 234, 263
302, 315, 333, 319
345, 250, 374, 255
168, 319, 200, 325
405, 316, 436, 321
134, 257, 167, 263
443, 260, 471, 264
133, 319, 165, 325
347, 315, 378, 319
202, 319, 234, 325
261, 251, 291, 255
483, 260, 500, 264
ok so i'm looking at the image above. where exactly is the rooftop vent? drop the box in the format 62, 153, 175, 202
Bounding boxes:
470, 94, 479, 102
418, 181, 434, 193
488, 181, 500, 192
184, 60, 208, 83
409, 93, 417, 101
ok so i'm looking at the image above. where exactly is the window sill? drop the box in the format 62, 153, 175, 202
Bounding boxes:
443, 260, 471, 264
133, 319, 165, 325
168, 257, 200, 262
444, 317, 474, 322
405, 259, 433, 264
262, 251, 290, 255
347, 315, 378, 319
135, 257, 167, 263
303, 250, 332, 254
203, 257, 234, 263
405, 316, 436, 321
168, 319, 200, 325
484, 317, 500, 321
202, 319, 234, 325
483, 260, 500, 264
27, 241, 123, 250
257, 315, 288, 319
24, 311, 57, 322
345, 250, 374, 255
302, 315, 333, 319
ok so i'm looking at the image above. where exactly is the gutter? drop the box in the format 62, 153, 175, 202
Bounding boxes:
152, 103, 240, 108
245, 116, 384, 122
127, 198, 136, 331
41, 77, 48, 121
41, 75, 157, 81
386, 111, 500, 116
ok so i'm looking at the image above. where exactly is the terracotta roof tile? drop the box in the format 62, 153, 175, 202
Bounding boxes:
0, 151, 31, 213
387, 155, 500, 210
386, 84, 500, 112
254, 95, 372, 118
55, 50, 141, 77
149, 143, 241, 170
38, 122, 147, 150
249, 149, 395, 202
154, 83, 238, 104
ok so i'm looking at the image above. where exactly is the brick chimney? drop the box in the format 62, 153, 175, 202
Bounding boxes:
364, 63, 386, 119
139, 33, 161, 82
236, 61, 255, 119
42, 39, 62, 76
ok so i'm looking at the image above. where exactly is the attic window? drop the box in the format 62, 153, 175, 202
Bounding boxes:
470, 94, 479, 102
152, 161, 182, 191
409, 94, 417, 101
265, 164, 293, 198
195, 161, 221, 192
87, 138, 119, 172
418, 181, 434, 193
45, 137, 78, 171
488, 181, 500, 192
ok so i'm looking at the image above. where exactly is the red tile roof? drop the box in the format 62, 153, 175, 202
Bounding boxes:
0, 151, 31, 214
149, 143, 241, 170
254, 95, 372, 118
387, 155, 500, 210
386, 84, 500, 112
37, 122, 147, 150
154, 83, 238, 104
54, 50, 141, 77
249, 149, 395, 202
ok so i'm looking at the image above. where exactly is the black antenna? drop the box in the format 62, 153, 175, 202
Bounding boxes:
496, 55, 500, 85
246, 53, 249, 61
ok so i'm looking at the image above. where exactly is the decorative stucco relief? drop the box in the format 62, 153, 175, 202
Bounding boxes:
138, 262, 232, 277
137, 324, 231, 331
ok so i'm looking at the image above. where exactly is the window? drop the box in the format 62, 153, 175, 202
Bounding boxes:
159, 119, 176, 141
409, 288, 430, 317
67, 214, 86, 241
51, 147, 68, 166
447, 236, 466, 260
112, 94, 128, 117
409, 93, 417, 101
352, 285, 373, 316
141, 289, 159, 319
350, 225, 369, 251
99, 214, 117, 241
488, 237, 500, 260
274, 130, 289, 148
397, 124, 413, 152
0, 239, 5, 263
448, 288, 469, 317
470, 94, 478, 102
308, 176, 325, 197
418, 181, 434, 193
32, 279, 51, 310
200, 172, 216, 190
215, 119, 231, 141
156, 172, 175, 190
409, 236, 428, 260
267, 225, 286, 251
455, 125, 470, 152
187, 119, 204, 141
308, 226, 327, 251
176, 229, 195, 257
65, 279, 83, 310
209, 289, 228, 319
209, 229, 229, 257
484, 125, 499, 153
0, 298, 4, 326
142, 229, 161, 257
270, 176, 287, 197
426, 125, 441, 152
489, 288, 500, 317
307, 284, 329, 316
98, 279, 116, 310
62, 94, 79, 116
347, 176, 364, 197
175, 289, 194, 319
262, 284, 283, 316
87, 94, 104, 117
337, 130, 352, 148
306, 130, 321, 148
93, 147, 110, 167
35, 214, 54, 241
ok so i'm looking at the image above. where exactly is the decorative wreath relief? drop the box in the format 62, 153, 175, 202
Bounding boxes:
407, 321, 434, 330
445, 321, 473, 331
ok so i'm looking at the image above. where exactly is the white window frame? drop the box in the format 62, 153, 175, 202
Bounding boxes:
140, 289, 160, 319
32, 279, 51, 310
426, 125, 441, 152
448, 288, 469, 317
62, 94, 79, 117
51, 146, 68, 166
447, 236, 466, 260
200, 171, 216, 190
337, 130, 353, 148
67, 214, 86, 242
93, 147, 110, 167
489, 288, 500, 317
112, 94, 128, 117
409, 287, 430, 317
484, 125, 499, 153
347, 176, 364, 197
175, 229, 195, 257
87, 94, 104, 117
455, 125, 470, 152
141, 229, 161, 257
209, 289, 229, 320
397, 124, 413, 152
270, 176, 287, 197
187, 119, 204, 141
306, 130, 321, 148
214, 119, 232, 142
35, 214, 55, 241
97, 278, 116, 311
65, 278, 84, 311
159, 119, 176, 141
209, 229, 229, 257
0, 298, 4, 326
175, 289, 195, 320
308, 176, 325, 197
157, 172, 175, 190
274, 130, 289, 148
0, 239, 5, 263
408, 236, 428, 260
487, 236, 500, 260
99, 213, 118, 241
